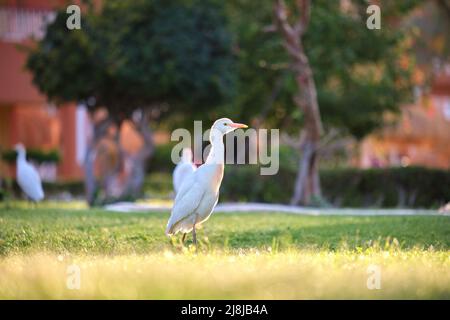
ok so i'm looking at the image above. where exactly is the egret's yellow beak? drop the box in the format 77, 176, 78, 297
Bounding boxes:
229, 123, 248, 129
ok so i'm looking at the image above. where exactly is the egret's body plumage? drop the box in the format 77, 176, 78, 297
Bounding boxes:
167, 162, 223, 235
15, 144, 44, 202
173, 148, 196, 194
166, 118, 247, 242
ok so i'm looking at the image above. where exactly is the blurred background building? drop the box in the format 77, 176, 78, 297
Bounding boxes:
0, 0, 148, 182
0, 0, 85, 181
361, 68, 450, 169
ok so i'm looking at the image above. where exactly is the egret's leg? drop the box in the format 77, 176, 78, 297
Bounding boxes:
192, 224, 197, 247
182, 233, 186, 244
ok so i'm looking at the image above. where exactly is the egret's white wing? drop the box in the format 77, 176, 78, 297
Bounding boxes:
173, 162, 196, 194
166, 174, 205, 235
17, 162, 44, 201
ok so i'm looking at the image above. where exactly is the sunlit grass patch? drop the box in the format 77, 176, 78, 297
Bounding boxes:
0, 200, 88, 211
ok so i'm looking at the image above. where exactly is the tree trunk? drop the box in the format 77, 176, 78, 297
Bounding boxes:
102, 120, 124, 200
274, 0, 324, 206
291, 140, 322, 205
84, 116, 113, 206
83, 109, 154, 205
120, 108, 155, 198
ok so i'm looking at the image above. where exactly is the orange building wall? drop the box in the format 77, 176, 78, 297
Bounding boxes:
0, 42, 45, 104
1, 0, 64, 10
58, 104, 83, 180
0, 2, 84, 180
8, 103, 59, 148
360, 92, 450, 169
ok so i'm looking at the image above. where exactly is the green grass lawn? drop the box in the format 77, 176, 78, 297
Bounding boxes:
0, 206, 449, 299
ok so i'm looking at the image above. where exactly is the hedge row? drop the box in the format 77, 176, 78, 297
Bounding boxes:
220, 166, 450, 208
2, 149, 60, 164
3, 180, 85, 200
3, 154, 449, 208
146, 144, 449, 208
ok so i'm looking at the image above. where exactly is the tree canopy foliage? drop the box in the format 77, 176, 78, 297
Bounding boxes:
227, 0, 420, 139
26, 0, 236, 204
27, 0, 235, 123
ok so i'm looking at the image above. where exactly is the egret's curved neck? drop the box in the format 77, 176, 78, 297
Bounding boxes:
206, 130, 225, 165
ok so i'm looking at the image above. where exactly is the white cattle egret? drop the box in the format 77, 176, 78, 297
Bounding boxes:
166, 118, 248, 245
173, 148, 196, 194
15, 144, 44, 202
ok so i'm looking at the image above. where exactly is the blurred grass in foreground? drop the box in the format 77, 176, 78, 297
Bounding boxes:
0, 207, 448, 299
0, 250, 448, 299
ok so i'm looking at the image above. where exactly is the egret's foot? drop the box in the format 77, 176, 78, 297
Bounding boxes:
182, 233, 187, 244
192, 224, 198, 251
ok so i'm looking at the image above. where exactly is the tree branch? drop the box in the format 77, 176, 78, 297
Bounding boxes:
294, 0, 311, 35
274, 0, 299, 39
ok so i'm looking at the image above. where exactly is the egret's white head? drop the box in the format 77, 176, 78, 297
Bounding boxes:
211, 118, 248, 136
14, 143, 26, 157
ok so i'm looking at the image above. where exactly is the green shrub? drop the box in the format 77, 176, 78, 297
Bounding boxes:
2, 149, 60, 164
42, 180, 84, 195
147, 143, 177, 173
5, 139, 448, 209
221, 166, 450, 208
221, 165, 293, 203
143, 172, 173, 198
320, 167, 450, 208
7, 180, 84, 199
144, 143, 449, 208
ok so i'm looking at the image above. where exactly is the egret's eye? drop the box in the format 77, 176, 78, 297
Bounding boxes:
223, 123, 228, 126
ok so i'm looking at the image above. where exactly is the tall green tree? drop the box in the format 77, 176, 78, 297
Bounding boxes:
27, 0, 235, 205
227, 0, 419, 205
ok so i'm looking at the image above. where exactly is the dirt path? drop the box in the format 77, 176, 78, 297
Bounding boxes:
104, 201, 445, 216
